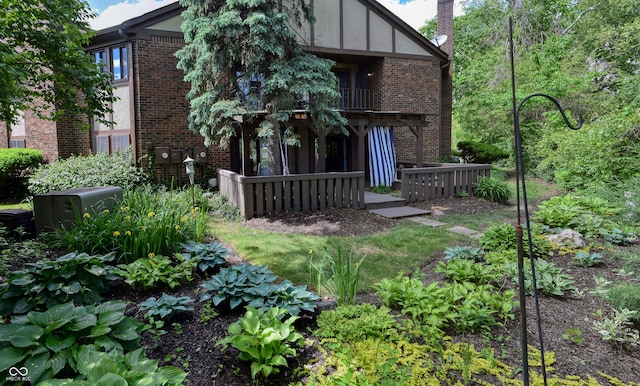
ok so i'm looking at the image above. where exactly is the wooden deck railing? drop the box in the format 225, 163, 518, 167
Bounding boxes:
218, 170, 366, 219
400, 163, 492, 202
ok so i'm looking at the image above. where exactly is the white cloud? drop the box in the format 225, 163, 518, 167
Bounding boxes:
90, 0, 178, 30
376, 0, 437, 30
89, 0, 463, 32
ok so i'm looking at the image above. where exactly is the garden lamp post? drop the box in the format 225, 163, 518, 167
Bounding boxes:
183, 156, 195, 207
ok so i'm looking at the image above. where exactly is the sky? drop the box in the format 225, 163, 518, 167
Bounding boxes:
88, 0, 463, 31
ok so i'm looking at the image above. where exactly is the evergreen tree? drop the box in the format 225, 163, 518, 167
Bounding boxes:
176, 0, 348, 174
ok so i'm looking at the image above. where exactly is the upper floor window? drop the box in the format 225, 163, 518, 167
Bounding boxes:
111, 46, 128, 80
92, 45, 128, 81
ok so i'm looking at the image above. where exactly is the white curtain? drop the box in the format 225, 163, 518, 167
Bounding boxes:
368, 126, 397, 187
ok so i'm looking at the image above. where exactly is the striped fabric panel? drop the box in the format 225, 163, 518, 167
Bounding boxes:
368, 126, 397, 187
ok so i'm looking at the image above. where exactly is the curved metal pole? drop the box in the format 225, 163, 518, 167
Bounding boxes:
509, 16, 584, 386
514, 94, 582, 386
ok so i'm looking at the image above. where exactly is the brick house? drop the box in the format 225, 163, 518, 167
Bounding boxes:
1, 0, 453, 187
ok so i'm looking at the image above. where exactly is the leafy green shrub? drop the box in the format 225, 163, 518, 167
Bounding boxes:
139, 293, 194, 320
28, 151, 148, 195
0, 148, 44, 177
52, 185, 208, 263
606, 283, 640, 325
200, 263, 317, 316
315, 304, 400, 341
38, 346, 186, 386
536, 118, 639, 191
535, 194, 622, 230
0, 251, 118, 317
114, 254, 195, 290
503, 258, 576, 296
0, 301, 143, 384
216, 306, 304, 381
0, 148, 44, 198
179, 240, 228, 274
474, 176, 512, 204
479, 222, 552, 258
444, 245, 485, 262
435, 259, 501, 285
457, 140, 509, 164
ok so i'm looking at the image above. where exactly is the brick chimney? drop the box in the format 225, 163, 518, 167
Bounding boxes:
437, 0, 454, 57
437, 0, 453, 161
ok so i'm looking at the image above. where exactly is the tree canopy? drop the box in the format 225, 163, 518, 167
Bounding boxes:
0, 0, 115, 126
450, 0, 639, 190
175, 0, 348, 151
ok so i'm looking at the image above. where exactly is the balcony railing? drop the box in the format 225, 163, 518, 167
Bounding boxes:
337, 88, 380, 111
240, 88, 380, 112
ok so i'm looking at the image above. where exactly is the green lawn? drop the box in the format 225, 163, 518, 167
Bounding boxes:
209, 216, 472, 292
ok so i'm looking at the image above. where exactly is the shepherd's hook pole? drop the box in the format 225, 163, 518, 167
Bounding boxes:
509, 15, 583, 386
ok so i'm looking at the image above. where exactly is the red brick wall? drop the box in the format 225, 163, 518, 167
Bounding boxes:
132, 35, 231, 180
378, 57, 444, 163
56, 107, 92, 159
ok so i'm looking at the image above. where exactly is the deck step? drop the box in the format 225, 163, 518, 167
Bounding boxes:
364, 191, 406, 210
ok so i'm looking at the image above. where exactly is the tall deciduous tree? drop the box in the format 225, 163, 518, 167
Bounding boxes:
176, 0, 348, 174
451, 0, 639, 190
0, 0, 115, 127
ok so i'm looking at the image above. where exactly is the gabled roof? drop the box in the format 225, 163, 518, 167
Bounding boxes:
89, 0, 448, 62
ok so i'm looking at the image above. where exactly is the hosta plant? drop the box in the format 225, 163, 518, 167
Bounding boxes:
587, 308, 640, 351
0, 251, 118, 317
443, 245, 485, 262
435, 259, 501, 285
179, 240, 228, 274
200, 263, 317, 316
503, 258, 576, 297
0, 301, 143, 384
113, 254, 195, 290
600, 227, 638, 245
38, 346, 186, 386
573, 251, 603, 267
200, 263, 277, 309
216, 307, 304, 381
245, 280, 318, 317
139, 293, 194, 320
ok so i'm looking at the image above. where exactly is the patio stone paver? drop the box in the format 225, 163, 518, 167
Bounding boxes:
447, 226, 480, 236
406, 216, 446, 227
